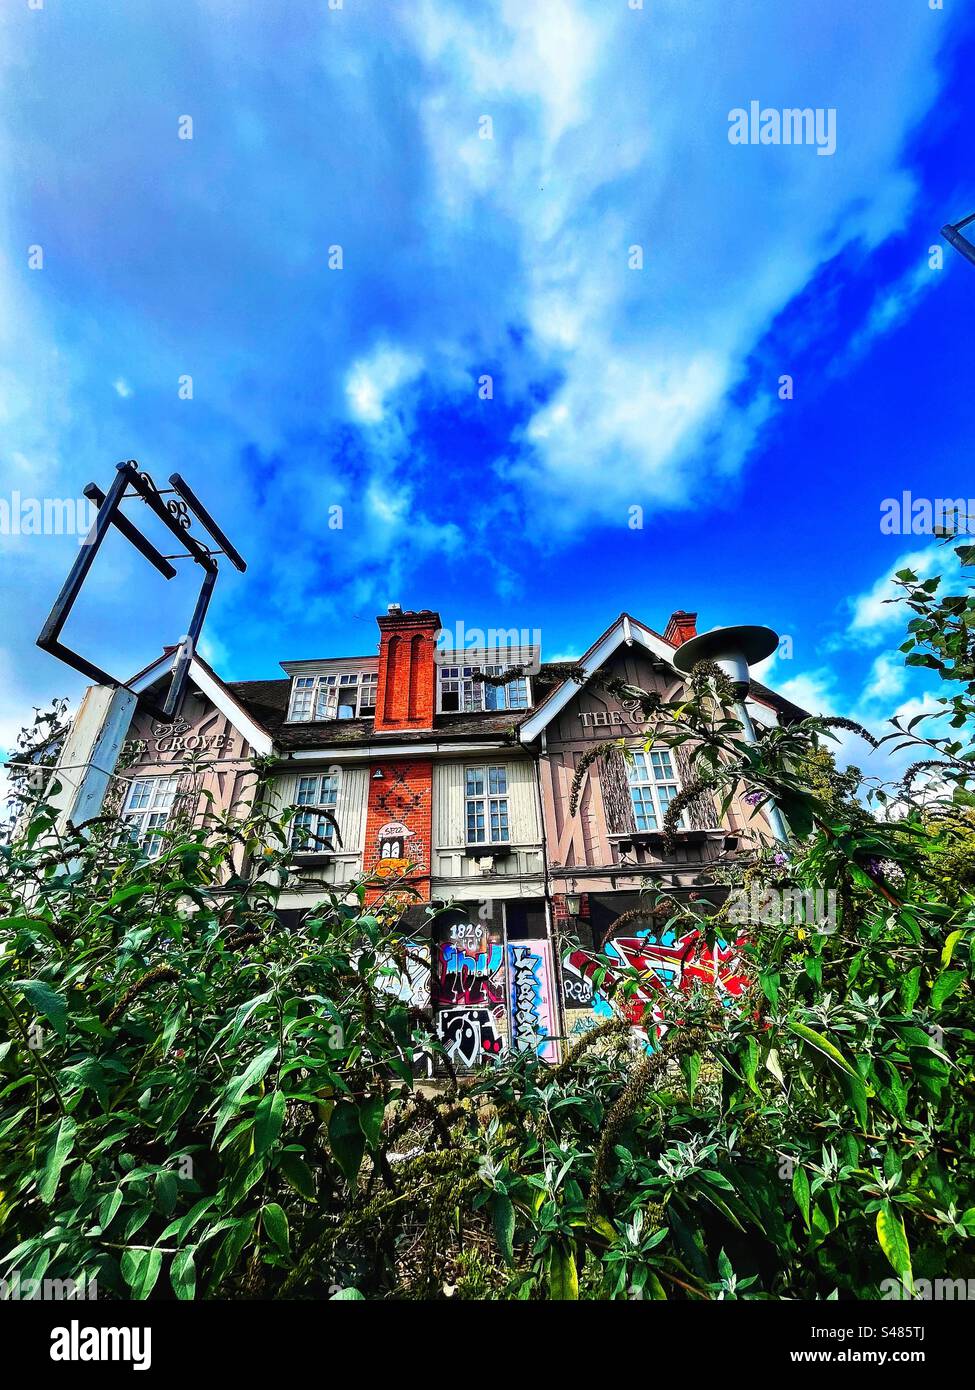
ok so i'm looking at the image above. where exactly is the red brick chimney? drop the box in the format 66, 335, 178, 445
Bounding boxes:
373, 606, 441, 732
663, 610, 698, 647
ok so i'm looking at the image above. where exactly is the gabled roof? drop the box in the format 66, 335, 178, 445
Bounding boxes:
128, 616, 808, 761
129, 651, 275, 757
517, 612, 808, 743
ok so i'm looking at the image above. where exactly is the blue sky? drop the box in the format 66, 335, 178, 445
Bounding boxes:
1, 0, 973, 781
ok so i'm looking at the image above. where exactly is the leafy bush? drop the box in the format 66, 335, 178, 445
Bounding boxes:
1, 551, 973, 1300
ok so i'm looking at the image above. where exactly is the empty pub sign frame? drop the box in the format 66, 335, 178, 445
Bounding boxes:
36, 460, 246, 725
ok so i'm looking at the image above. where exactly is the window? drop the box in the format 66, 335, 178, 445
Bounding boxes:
627, 749, 681, 832
291, 772, 339, 852
122, 775, 180, 858
287, 671, 378, 722
440, 666, 529, 713
465, 765, 510, 845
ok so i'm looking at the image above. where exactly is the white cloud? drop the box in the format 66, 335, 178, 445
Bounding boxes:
345, 345, 423, 425
861, 652, 908, 705
848, 542, 962, 641
113, 378, 133, 398
403, 0, 951, 525
844, 260, 941, 362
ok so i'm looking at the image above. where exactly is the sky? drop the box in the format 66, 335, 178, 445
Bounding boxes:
1, 0, 973, 786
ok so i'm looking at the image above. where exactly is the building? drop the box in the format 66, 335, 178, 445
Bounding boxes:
55, 604, 806, 1065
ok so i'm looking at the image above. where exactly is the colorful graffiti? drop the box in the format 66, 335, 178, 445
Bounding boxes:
507, 941, 558, 1061
562, 927, 750, 1041
435, 939, 505, 1006
437, 1006, 504, 1066
367, 942, 430, 1009
434, 920, 507, 1067
432, 924, 561, 1067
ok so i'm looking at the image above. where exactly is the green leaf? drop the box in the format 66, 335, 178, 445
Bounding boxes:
765, 1048, 785, 1087
99, 1186, 124, 1229
262, 1202, 290, 1256
899, 967, 922, 1013
279, 1152, 316, 1201
170, 1247, 197, 1300
742, 1037, 760, 1094
547, 1244, 579, 1300
357, 1094, 386, 1150
213, 1044, 279, 1141
942, 931, 963, 967
328, 1101, 365, 1184
16, 978, 67, 1038
493, 1194, 515, 1266
253, 1090, 286, 1157
876, 1202, 912, 1290
681, 1051, 702, 1102
787, 1020, 858, 1077
155, 1170, 178, 1216
331, 1286, 365, 1299
121, 1246, 162, 1300
792, 1165, 811, 1231
841, 1072, 868, 1130
931, 970, 965, 1010
38, 1116, 76, 1203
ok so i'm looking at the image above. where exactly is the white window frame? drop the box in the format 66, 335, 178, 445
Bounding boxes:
287, 671, 378, 723
627, 749, 682, 833
290, 772, 340, 853
439, 666, 530, 714
122, 775, 181, 859
465, 765, 510, 845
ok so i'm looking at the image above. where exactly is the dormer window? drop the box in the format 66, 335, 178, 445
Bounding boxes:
287, 670, 378, 722
440, 665, 529, 713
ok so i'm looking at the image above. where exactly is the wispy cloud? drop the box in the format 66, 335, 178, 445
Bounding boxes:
0, 0, 967, 732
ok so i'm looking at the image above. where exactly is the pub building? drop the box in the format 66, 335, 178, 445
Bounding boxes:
69, 604, 805, 1065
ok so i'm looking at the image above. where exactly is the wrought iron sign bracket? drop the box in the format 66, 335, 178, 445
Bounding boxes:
37, 460, 246, 725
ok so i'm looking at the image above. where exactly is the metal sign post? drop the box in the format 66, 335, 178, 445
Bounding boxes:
35, 459, 246, 831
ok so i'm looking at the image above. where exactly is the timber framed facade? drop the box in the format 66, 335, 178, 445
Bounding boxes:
61, 604, 807, 1067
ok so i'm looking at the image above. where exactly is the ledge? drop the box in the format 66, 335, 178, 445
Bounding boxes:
606, 828, 729, 849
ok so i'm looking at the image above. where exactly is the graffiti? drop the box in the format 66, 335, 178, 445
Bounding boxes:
374, 945, 430, 1009
434, 923, 506, 1067
437, 1007, 503, 1066
561, 958, 595, 1008
563, 927, 749, 1041
507, 942, 558, 1061
351, 942, 430, 1008
435, 936, 505, 1007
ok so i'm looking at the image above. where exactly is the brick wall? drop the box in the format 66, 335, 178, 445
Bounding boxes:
363, 759, 434, 902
